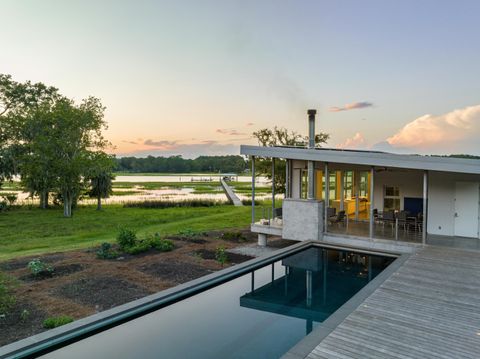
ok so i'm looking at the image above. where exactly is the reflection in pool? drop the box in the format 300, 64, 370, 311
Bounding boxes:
43, 247, 394, 359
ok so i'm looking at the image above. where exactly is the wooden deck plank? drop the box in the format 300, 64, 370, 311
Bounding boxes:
306, 246, 480, 359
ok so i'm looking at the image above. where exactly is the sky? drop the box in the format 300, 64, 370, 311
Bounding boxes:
1, 0, 480, 158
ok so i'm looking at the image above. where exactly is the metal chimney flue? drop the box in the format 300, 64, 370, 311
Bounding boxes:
307, 109, 316, 149
306, 109, 316, 200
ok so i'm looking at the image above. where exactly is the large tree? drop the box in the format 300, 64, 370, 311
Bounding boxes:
252, 127, 329, 192
42, 96, 109, 217
86, 152, 116, 211
0, 74, 59, 186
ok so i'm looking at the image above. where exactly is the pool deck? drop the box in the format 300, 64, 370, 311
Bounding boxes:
284, 244, 480, 359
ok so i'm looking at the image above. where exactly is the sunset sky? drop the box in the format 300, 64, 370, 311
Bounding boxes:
2, 0, 479, 158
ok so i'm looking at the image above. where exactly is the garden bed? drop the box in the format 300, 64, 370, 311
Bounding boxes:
0, 227, 288, 347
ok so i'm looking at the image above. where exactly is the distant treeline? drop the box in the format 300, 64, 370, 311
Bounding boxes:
446, 154, 480, 159
115, 155, 248, 173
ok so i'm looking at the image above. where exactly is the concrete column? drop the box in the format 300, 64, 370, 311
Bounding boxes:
339, 170, 344, 211
285, 159, 290, 199
258, 233, 267, 247
423, 170, 428, 245
272, 158, 275, 217
251, 156, 255, 223
324, 163, 329, 233
369, 167, 375, 238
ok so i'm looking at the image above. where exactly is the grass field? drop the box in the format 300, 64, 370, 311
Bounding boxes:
0, 204, 257, 261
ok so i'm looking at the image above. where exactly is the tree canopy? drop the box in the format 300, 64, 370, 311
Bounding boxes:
252, 126, 330, 192
116, 155, 247, 174
0, 74, 112, 217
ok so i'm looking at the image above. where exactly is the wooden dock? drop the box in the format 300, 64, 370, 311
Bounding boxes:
220, 177, 243, 206
305, 246, 480, 359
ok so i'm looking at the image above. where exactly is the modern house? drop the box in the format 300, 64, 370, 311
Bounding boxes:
241, 110, 480, 248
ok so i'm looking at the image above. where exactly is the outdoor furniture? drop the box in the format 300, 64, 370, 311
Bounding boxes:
327, 207, 336, 219
329, 210, 345, 226
380, 210, 396, 230
397, 210, 409, 231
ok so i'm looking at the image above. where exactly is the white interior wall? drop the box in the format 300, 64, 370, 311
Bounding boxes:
428, 171, 480, 237
372, 170, 423, 211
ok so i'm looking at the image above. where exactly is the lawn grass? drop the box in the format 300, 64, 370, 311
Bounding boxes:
0, 204, 255, 261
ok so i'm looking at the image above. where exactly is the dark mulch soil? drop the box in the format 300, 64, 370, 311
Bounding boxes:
19, 264, 85, 282
54, 276, 152, 311
0, 254, 65, 271
0, 301, 46, 347
139, 261, 214, 284
195, 249, 254, 264
167, 236, 207, 244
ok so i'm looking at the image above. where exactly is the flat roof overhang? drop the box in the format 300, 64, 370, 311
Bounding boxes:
241, 145, 480, 175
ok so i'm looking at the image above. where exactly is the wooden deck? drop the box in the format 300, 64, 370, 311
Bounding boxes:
306, 245, 480, 359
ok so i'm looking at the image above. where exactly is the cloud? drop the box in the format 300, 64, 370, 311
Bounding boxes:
143, 139, 179, 149
122, 140, 139, 145
216, 128, 247, 136
329, 101, 373, 112
245, 122, 255, 126
387, 105, 480, 151
336, 132, 367, 149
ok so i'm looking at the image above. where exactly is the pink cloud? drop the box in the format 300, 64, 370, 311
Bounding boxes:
336, 132, 367, 149
387, 105, 480, 149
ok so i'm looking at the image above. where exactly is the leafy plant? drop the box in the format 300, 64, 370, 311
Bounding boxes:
96, 242, 119, 259
153, 238, 174, 252
123, 241, 150, 255
116, 227, 137, 249
221, 231, 246, 242
215, 246, 228, 267
0, 273, 16, 316
28, 259, 54, 276
20, 309, 30, 322
43, 315, 74, 329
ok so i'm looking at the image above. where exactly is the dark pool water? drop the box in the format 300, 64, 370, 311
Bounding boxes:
43, 247, 394, 359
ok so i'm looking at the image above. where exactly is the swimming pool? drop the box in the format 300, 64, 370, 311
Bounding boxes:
24, 245, 394, 359
0, 243, 397, 359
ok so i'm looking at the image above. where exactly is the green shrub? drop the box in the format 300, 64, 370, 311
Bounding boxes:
96, 242, 119, 259
215, 246, 228, 267
43, 315, 74, 329
0, 273, 16, 315
116, 227, 137, 249
28, 259, 54, 276
221, 231, 246, 242
155, 239, 174, 252
123, 241, 151, 255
